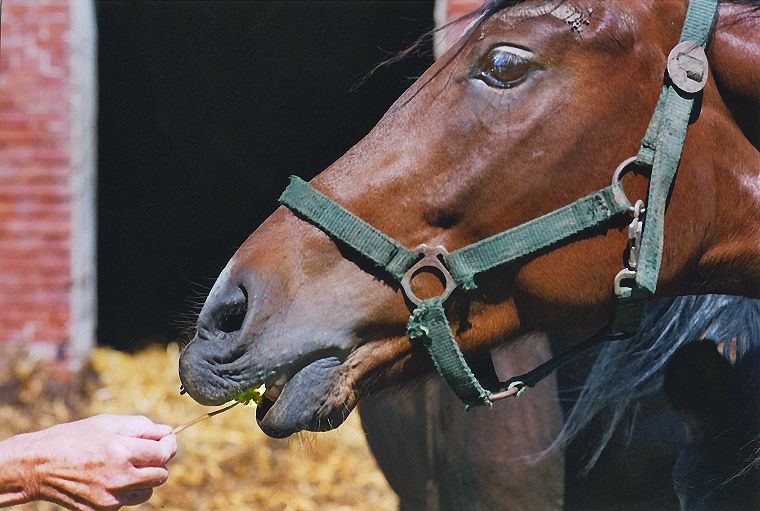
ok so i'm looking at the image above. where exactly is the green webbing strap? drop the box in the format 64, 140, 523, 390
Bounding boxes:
638, 0, 717, 164
407, 298, 492, 408
279, 176, 418, 281
608, 294, 648, 337
633, 0, 718, 293
444, 184, 631, 290
634, 94, 695, 293
637, 89, 670, 167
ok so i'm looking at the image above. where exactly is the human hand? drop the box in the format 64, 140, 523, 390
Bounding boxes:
5, 414, 177, 510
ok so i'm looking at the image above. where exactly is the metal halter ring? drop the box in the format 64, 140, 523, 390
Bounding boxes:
400, 244, 457, 306
489, 380, 528, 401
611, 156, 646, 210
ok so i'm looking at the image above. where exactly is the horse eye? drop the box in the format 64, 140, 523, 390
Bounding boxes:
471, 46, 535, 89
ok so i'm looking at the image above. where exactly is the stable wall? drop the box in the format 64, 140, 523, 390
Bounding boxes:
0, 0, 96, 370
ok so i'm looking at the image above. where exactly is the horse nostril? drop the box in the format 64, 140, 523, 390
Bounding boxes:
217, 285, 248, 333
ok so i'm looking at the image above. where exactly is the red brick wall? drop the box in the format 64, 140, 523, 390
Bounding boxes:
0, 0, 72, 349
435, 0, 484, 55
444, 0, 483, 21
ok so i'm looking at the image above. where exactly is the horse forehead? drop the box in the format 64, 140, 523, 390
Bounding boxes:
493, 0, 595, 25
480, 0, 659, 56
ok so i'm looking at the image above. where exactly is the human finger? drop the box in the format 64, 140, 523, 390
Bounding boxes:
47, 486, 117, 511
130, 466, 170, 488
124, 436, 177, 467
134, 422, 173, 440
158, 433, 178, 460
105, 415, 173, 440
113, 488, 153, 507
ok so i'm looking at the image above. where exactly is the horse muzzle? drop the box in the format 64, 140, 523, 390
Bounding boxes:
178, 264, 362, 435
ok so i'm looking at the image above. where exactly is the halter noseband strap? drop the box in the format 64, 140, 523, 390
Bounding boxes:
278, 0, 719, 409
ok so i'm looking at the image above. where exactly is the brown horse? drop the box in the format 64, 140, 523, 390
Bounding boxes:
179, 0, 760, 506
359, 5, 759, 509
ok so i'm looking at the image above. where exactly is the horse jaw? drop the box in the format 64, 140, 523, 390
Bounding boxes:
699, 3, 760, 296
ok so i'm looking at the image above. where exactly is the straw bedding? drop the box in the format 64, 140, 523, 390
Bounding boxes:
0, 344, 398, 511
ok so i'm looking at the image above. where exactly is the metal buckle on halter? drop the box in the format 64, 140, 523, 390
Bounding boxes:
667, 41, 709, 94
506, 380, 529, 398
400, 245, 458, 306
614, 199, 645, 298
626, 200, 645, 269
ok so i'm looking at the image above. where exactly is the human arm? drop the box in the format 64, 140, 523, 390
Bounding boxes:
0, 415, 177, 511
0, 432, 30, 507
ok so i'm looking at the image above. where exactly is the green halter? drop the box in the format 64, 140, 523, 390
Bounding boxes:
279, 0, 719, 408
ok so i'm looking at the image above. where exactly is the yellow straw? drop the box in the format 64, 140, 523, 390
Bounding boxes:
172, 401, 240, 434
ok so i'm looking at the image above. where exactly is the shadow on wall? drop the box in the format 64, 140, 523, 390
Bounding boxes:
96, 1, 434, 349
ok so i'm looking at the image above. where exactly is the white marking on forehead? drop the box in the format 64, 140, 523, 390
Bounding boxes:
496, 2, 594, 33
501, 0, 564, 20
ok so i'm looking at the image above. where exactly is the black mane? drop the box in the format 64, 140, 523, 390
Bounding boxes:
557, 295, 760, 471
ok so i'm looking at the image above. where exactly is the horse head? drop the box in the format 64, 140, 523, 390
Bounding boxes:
179, 0, 760, 438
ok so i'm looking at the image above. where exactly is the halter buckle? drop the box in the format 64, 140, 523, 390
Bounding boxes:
627, 200, 645, 270
667, 41, 709, 94
401, 244, 457, 306
614, 269, 637, 298
614, 200, 645, 299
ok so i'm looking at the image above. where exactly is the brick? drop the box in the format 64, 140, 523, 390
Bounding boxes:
0, 275, 73, 290
0, 0, 73, 347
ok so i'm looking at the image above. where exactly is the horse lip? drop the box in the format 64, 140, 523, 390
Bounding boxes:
179, 325, 353, 412
256, 356, 346, 438
179, 333, 253, 405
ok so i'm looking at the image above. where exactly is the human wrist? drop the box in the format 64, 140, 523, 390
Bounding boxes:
0, 433, 42, 506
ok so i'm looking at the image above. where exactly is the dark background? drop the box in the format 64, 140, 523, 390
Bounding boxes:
95, 1, 434, 349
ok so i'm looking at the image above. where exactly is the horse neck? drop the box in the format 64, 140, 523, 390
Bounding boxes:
692, 100, 760, 298
710, 3, 760, 149
685, 6, 759, 298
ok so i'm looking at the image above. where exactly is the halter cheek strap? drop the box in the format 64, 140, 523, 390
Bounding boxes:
633, 0, 718, 295
278, 0, 719, 409
608, 0, 718, 336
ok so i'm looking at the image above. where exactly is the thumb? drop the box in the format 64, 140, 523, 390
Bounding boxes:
138, 423, 174, 440
112, 416, 174, 440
